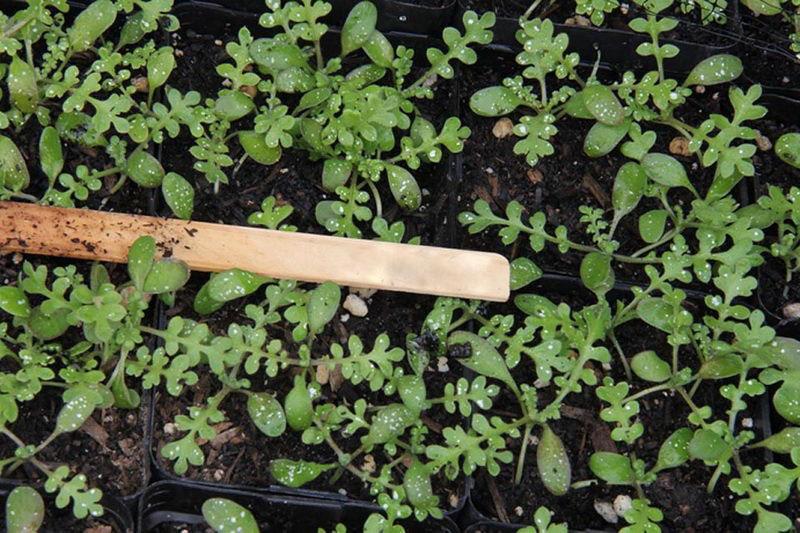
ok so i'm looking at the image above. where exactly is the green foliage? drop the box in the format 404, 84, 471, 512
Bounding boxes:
202, 498, 259, 533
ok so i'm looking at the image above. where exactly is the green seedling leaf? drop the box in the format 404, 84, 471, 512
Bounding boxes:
699, 353, 743, 379
641, 153, 693, 192
775, 133, 800, 169
341, 1, 378, 56
147, 47, 175, 91
366, 403, 414, 444
128, 236, 156, 291
308, 282, 341, 333
510, 257, 542, 290
208, 269, 268, 303
636, 297, 671, 333
239, 131, 281, 166
386, 165, 421, 210
638, 209, 668, 244
753, 428, 800, 453
448, 331, 516, 391
0, 135, 30, 192
323, 159, 352, 191
469, 86, 522, 117
631, 350, 671, 382
162, 172, 194, 220
684, 54, 743, 86
612, 162, 646, 218
56, 392, 96, 434
404, 460, 437, 512
9, 56, 38, 114
741, 0, 783, 14
538, 425, 571, 496
363, 31, 394, 67
270, 459, 335, 488
0, 286, 30, 318
215, 91, 255, 121
584, 121, 628, 157
143, 260, 190, 294
248, 392, 286, 438
6, 486, 44, 533
126, 150, 164, 188
249, 41, 308, 71
583, 85, 625, 125
589, 452, 635, 485
397, 375, 427, 415
580, 252, 614, 297
30, 307, 70, 341
774, 381, 800, 424
39, 127, 63, 182
688, 429, 730, 462
68, 0, 117, 52
285, 375, 313, 431
653, 428, 692, 472
202, 498, 258, 533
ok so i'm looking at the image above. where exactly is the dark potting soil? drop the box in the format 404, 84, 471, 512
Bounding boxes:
455, 57, 713, 282
740, 10, 800, 90
392, 0, 453, 8
460, 0, 737, 47
469, 290, 763, 531
156, 29, 455, 245
153, 275, 466, 510
0, 255, 149, 498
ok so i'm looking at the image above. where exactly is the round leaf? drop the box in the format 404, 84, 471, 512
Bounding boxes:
29, 307, 70, 341
0, 135, 30, 192
638, 209, 668, 244
653, 427, 692, 471
754, 427, 800, 453
68, 0, 117, 52
631, 350, 671, 382
688, 429, 730, 462
341, 1, 378, 56
249, 41, 308, 71
215, 90, 255, 121
699, 353, 744, 379
363, 30, 394, 67
239, 131, 281, 165
127, 235, 155, 290
285, 375, 313, 431
510, 257, 542, 290
208, 269, 268, 303
538, 425, 571, 496
397, 375, 427, 415
583, 85, 625, 125
589, 452, 634, 485
322, 159, 352, 191
775, 133, 800, 169
469, 86, 521, 117
404, 460, 437, 509
641, 153, 691, 190
142, 260, 190, 294
162, 172, 194, 220
774, 382, 800, 425
367, 403, 414, 444
247, 392, 286, 437
126, 150, 164, 188
56, 393, 96, 434
636, 297, 671, 333
584, 121, 628, 157
308, 282, 341, 333
270, 459, 335, 488
0, 286, 30, 318
684, 54, 743, 86
6, 486, 44, 533
202, 498, 259, 533
612, 162, 646, 217
39, 126, 63, 182
147, 47, 175, 91
447, 331, 515, 390
580, 252, 614, 297
386, 164, 421, 210
8, 56, 38, 114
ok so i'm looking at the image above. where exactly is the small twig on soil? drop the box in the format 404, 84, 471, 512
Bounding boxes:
224, 447, 245, 484
483, 470, 510, 523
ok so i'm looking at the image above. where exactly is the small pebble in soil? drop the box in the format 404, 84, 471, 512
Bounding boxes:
132, 76, 148, 93
756, 132, 773, 151
783, 303, 800, 319
437, 357, 449, 372
352, 287, 377, 299
742, 417, 753, 428
362, 454, 376, 474
163, 422, 176, 435
492, 118, 514, 139
340, 313, 350, 323
613, 494, 633, 518
514, 506, 524, 517
338, 488, 347, 495
12, 253, 22, 264
669, 137, 691, 156
344, 294, 368, 317
527, 168, 543, 184
595, 500, 618, 524
213, 469, 224, 481
695, 85, 706, 94
214, 39, 223, 46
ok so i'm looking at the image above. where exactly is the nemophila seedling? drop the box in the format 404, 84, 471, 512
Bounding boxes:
175, 0, 492, 239
0, 0, 195, 209
0, 237, 188, 520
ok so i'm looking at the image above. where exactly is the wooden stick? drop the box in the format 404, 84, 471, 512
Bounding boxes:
0, 202, 510, 302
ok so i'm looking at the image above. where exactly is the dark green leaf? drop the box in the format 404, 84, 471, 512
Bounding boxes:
589, 452, 635, 485
142, 260, 190, 294
8, 56, 38, 114
0, 135, 30, 192
631, 350, 671, 382
201, 498, 258, 533
308, 282, 341, 333
684, 54, 743, 86
638, 209, 668, 243
126, 150, 164, 188
162, 172, 194, 220
538, 425, 571, 495
270, 459, 335, 488
68, 0, 117, 52
39, 126, 63, 182
583, 85, 624, 125
6, 486, 44, 533
0, 286, 30, 318
285, 375, 313, 431
127, 236, 155, 291
469, 86, 521, 117
386, 165, 421, 210
341, 1, 378, 56
248, 392, 286, 438
580, 252, 614, 297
